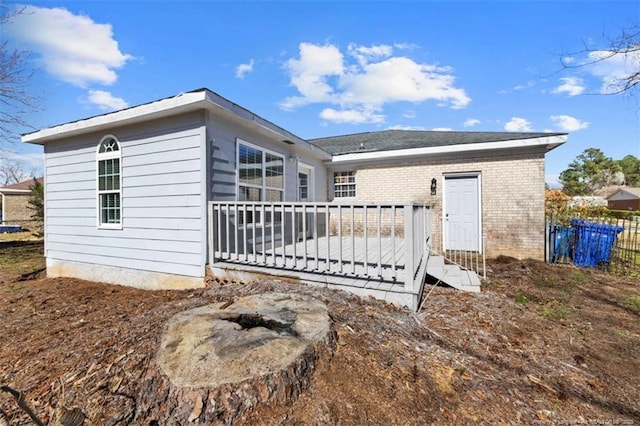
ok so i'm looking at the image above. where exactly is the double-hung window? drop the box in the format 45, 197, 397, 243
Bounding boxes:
334, 171, 356, 198
97, 135, 122, 227
238, 141, 284, 202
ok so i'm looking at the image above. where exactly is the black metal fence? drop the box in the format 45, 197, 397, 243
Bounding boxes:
546, 215, 640, 276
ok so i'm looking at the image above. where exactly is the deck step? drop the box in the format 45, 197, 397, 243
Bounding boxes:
426, 255, 481, 293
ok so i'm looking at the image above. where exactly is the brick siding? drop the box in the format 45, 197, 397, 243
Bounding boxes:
330, 151, 546, 260
2, 193, 39, 228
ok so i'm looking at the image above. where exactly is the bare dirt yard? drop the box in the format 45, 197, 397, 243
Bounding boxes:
1, 240, 639, 425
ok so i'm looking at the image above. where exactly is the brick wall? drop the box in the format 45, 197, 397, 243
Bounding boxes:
2, 193, 38, 227
331, 150, 547, 260
608, 199, 640, 211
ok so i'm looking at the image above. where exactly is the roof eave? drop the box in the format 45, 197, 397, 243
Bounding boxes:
23, 91, 210, 145
329, 134, 568, 163
21, 90, 332, 160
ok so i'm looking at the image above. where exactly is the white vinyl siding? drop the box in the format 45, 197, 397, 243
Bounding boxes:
44, 114, 206, 278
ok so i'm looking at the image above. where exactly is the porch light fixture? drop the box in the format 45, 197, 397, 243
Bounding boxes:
431, 178, 437, 195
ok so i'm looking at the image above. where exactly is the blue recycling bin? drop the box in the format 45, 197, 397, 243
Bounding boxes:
570, 219, 624, 268
549, 225, 574, 263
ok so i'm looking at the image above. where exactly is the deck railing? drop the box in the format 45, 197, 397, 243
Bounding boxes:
208, 202, 430, 293
429, 220, 486, 279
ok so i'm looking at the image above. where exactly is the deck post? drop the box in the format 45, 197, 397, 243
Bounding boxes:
208, 202, 214, 266
404, 204, 416, 293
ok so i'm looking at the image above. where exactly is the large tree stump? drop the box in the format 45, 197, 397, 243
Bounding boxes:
133, 293, 335, 425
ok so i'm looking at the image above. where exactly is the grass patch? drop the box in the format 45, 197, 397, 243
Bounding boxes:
571, 271, 585, 283
616, 329, 631, 338
542, 307, 569, 321
534, 276, 559, 288
514, 294, 529, 304
0, 241, 45, 275
622, 294, 640, 314
541, 301, 570, 322
0, 231, 41, 242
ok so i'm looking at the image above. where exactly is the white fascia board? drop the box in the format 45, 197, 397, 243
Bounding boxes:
330, 134, 568, 163
0, 189, 31, 194
23, 91, 209, 145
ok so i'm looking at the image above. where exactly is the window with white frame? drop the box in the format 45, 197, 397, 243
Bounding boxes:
334, 171, 356, 198
97, 135, 122, 227
237, 141, 284, 202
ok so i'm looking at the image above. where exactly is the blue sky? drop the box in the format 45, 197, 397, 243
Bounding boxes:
2, 0, 639, 186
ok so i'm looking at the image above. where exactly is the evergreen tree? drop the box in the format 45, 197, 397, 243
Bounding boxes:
559, 148, 621, 195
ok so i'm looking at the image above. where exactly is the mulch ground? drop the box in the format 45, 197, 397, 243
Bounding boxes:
1, 240, 639, 425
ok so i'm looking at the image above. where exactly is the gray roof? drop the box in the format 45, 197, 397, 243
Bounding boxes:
608, 187, 640, 199
309, 130, 567, 155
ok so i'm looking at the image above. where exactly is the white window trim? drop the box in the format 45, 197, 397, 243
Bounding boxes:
333, 170, 356, 200
297, 162, 314, 202
96, 134, 123, 229
236, 139, 285, 202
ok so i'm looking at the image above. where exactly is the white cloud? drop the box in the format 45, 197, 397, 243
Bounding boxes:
431, 127, 453, 131
504, 117, 533, 132
464, 118, 481, 127
584, 49, 640, 94
393, 42, 419, 51
320, 108, 384, 124
235, 59, 255, 79
403, 110, 416, 119
551, 77, 585, 96
86, 90, 128, 111
549, 114, 590, 132
387, 124, 428, 130
8, 5, 132, 87
281, 43, 344, 109
512, 81, 535, 91
347, 43, 393, 66
281, 42, 470, 124
341, 57, 470, 108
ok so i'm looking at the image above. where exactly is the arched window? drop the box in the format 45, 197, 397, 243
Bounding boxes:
97, 135, 122, 227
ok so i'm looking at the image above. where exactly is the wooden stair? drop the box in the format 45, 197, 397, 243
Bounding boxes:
426, 255, 481, 292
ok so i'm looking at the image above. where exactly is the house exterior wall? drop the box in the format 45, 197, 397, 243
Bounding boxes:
206, 111, 328, 202
329, 148, 547, 260
43, 111, 207, 289
1, 193, 32, 226
608, 199, 640, 211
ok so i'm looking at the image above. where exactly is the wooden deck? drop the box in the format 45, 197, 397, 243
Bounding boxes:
214, 236, 407, 283
208, 202, 431, 310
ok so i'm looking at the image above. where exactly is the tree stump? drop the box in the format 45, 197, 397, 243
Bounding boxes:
133, 293, 335, 425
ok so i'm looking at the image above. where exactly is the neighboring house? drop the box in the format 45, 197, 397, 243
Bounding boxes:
0, 177, 43, 228
607, 187, 640, 211
23, 88, 567, 310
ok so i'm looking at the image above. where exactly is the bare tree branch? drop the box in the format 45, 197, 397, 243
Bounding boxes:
0, 158, 30, 185
0, 1, 39, 143
561, 26, 640, 95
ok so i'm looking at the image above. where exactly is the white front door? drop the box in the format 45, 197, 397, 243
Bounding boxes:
444, 175, 480, 252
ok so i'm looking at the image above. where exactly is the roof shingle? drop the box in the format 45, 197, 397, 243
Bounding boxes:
310, 130, 566, 155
